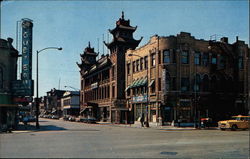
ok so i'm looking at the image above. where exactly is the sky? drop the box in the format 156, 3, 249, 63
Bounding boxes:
1, 0, 249, 97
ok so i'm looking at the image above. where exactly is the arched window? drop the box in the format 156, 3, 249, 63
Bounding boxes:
0, 67, 3, 89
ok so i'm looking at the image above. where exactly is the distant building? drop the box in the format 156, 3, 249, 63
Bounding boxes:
61, 91, 80, 116
0, 38, 19, 131
45, 88, 66, 117
125, 33, 249, 125
78, 12, 142, 123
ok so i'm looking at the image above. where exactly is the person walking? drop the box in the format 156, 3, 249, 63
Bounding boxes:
140, 113, 145, 127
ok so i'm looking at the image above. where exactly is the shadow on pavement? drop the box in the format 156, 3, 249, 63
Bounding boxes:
16, 123, 67, 132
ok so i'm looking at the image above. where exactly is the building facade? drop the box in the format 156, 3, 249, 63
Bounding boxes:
45, 88, 66, 117
126, 33, 249, 125
61, 91, 80, 116
78, 12, 142, 123
0, 38, 19, 131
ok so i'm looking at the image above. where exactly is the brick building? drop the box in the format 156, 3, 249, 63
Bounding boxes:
78, 12, 142, 123
125, 33, 249, 125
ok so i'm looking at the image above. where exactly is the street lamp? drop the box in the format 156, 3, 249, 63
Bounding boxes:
128, 53, 149, 127
36, 47, 62, 129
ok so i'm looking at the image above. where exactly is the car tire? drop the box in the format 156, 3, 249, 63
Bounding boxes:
220, 128, 226, 131
231, 125, 238, 131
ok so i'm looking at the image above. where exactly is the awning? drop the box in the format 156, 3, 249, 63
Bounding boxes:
149, 80, 155, 87
51, 110, 57, 114
130, 77, 147, 88
125, 86, 130, 91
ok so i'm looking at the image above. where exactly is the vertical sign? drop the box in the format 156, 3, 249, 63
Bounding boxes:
21, 19, 33, 80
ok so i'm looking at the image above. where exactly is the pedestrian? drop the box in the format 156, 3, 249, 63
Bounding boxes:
177, 118, 181, 127
23, 116, 28, 130
140, 113, 144, 127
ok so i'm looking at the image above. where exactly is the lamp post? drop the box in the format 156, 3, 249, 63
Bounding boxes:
128, 53, 149, 127
36, 47, 62, 129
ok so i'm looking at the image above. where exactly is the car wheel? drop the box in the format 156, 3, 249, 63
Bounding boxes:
220, 128, 226, 131
231, 125, 238, 131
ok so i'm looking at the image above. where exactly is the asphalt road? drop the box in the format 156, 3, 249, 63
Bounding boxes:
0, 118, 249, 158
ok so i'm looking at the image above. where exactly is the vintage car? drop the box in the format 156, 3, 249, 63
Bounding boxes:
218, 115, 250, 130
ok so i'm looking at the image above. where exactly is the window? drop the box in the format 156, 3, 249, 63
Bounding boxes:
172, 77, 177, 90
127, 63, 130, 75
144, 56, 148, 69
202, 53, 209, 66
166, 73, 170, 91
194, 52, 201, 65
193, 74, 201, 92
238, 57, 243, 69
181, 51, 189, 64
151, 53, 156, 66
136, 60, 139, 72
211, 55, 217, 64
151, 81, 155, 93
132, 61, 136, 73
0, 67, 3, 89
112, 85, 115, 98
140, 58, 143, 70
219, 55, 226, 69
163, 50, 170, 63
158, 51, 162, 64
202, 75, 209, 92
172, 50, 176, 63
181, 78, 189, 92
158, 78, 161, 91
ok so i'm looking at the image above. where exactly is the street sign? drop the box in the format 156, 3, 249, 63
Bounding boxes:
11, 80, 34, 96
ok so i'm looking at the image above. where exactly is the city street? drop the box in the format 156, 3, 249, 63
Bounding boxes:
0, 118, 249, 158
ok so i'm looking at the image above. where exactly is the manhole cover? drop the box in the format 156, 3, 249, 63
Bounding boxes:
160, 151, 178, 155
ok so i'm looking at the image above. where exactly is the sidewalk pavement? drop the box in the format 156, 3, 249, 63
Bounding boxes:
97, 121, 219, 130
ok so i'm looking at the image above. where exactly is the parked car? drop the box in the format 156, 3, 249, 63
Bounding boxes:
68, 116, 76, 122
27, 116, 36, 122
81, 116, 97, 124
218, 115, 250, 131
52, 115, 59, 119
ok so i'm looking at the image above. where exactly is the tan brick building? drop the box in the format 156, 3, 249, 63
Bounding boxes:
126, 32, 249, 125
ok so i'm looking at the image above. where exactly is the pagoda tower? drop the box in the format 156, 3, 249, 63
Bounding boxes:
104, 12, 142, 123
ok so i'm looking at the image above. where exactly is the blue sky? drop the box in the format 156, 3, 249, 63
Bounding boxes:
1, 0, 249, 96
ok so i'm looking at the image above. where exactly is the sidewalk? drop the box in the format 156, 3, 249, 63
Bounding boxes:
97, 121, 218, 130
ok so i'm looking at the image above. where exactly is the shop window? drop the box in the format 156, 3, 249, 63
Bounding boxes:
181, 51, 189, 64
151, 53, 156, 66
181, 78, 189, 92
163, 50, 170, 63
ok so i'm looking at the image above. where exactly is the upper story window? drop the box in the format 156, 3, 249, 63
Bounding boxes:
163, 50, 170, 63
194, 52, 201, 65
127, 63, 131, 75
202, 53, 209, 66
144, 56, 148, 69
140, 58, 144, 70
238, 56, 244, 69
181, 77, 189, 92
136, 60, 140, 72
211, 54, 217, 64
181, 51, 189, 64
172, 50, 176, 63
219, 55, 226, 69
151, 53, 156, 66
132, 61, 136, 73
0, 67, 3, 89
